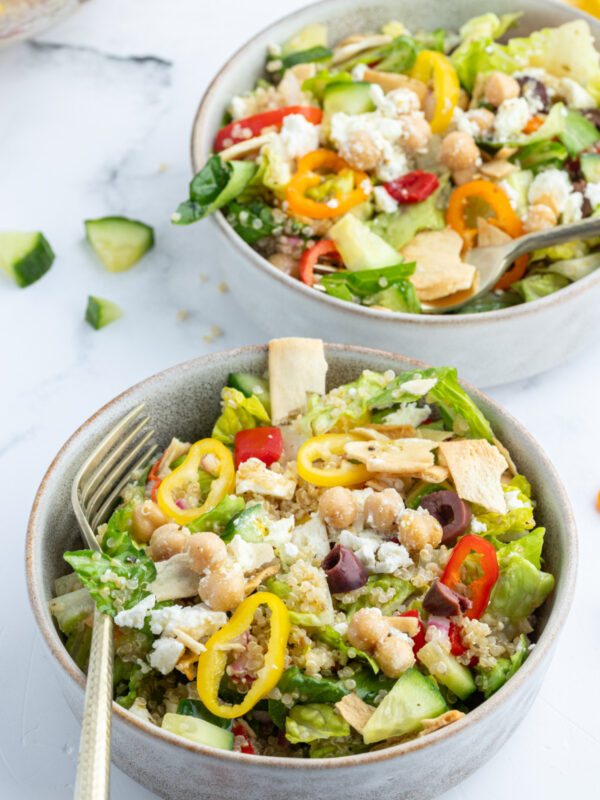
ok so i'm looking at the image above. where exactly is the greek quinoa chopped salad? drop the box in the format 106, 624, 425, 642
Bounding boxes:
51, 338, 555, 757
175, 13, 600, 314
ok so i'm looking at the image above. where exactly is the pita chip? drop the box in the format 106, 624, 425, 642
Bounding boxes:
438, 439, 508, 514
401, 228, 477, 301
269, 338, 328, 424
344, 437, 437, 474
335, 693, 375, 734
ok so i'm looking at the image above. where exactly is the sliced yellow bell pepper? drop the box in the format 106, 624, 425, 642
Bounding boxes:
286, 149, 372, 219
196, 592, 290, 718
410, 50, 459, 134
156, 438, 235, 526
297, 433, 370, 487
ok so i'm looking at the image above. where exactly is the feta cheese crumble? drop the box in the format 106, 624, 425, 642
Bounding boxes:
114, 593, 156, 629
494, 97, 530, 142
373, 185, 399, 213
149, 637, 184, 675
527, 168, 573, 215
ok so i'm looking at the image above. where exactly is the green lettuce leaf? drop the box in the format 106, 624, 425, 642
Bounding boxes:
512, 272, 570, 302
309, 736, 370, 758
494, 527, 545, 570
173, 156, 257, 225
312, 626, 379, 673
451, 39, 517, 93
488, 555, 554, 620
369, 187, 446, 249
320, 264, 421, 313
511, 140, 568, 175
225, 201, 279, 244
278, 666, 347, 704
187, 495, 246, 534
342, 575, 414, 618
476, 634, 528, 699
285, 703, 350, 743
64, 507, 156, 617
547, 252, 600, 282
456, 290, 522, 314
458, 12, 521, 43
351, 666, 396, 703
302, 69, 352, 101
472, 476, 535, 539
335, 35, 419, 73
211, 387, 270, 446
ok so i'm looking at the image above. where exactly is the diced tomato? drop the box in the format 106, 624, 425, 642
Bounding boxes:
232, 724, 255, 754
448, 621, 466, 656
234, 427, 283, 468
383, 170, 439, 204
398, 609, 426, 655
298, 239, 341, 287
214, 106, 323, 152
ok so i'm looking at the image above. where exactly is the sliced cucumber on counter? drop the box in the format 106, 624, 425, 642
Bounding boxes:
85, 216, 154, 272
323, 81, 375, 116
85, 296, 123, 330
417, 641, 477, 700
362, 668, 447, 743
227, 372, 271, 414
0, 231, 54, 287
161, 712, 234, 750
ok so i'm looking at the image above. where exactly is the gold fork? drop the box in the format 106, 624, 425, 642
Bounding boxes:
71, 404, 157, 800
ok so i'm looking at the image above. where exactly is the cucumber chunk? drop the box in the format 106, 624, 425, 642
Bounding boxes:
49, 588, 94, 635
85, 216, 154, 272
54, 572, 83, 597
323, 81, 375, 116
329, 213, 402, 271
581, 153, 600, 183
161, 712, 234, 750
417, 641, 476, 700
227, 372, 271, 414
85, 296, 123, 330
177, 699, 233, 731
362, 668, 447, 744
0, 231, 54, 287
223, 503, 268, 543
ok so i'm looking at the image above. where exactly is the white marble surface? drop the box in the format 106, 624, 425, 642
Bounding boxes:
1, 0, 599, 797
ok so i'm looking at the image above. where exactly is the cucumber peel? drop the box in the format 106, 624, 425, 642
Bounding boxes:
85, 296, 123, 330
85, 216, 154, 272
0, 231, 54, 287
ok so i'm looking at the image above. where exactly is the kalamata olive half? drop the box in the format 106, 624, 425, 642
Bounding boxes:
321, 544, 368, 594
516, 75, 550, 114
419, 491, 471, 546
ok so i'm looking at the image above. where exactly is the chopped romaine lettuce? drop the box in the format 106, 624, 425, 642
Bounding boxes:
512, 272, 570, 302
187, 495, 246, 534
277, 666, 347, 704
320, 264, 421, 313
558, 110, 600, 157
548, 252, 600, 282
369, 188, 446, 249
511, 140, 568, 174
488, 554, 554, 620
456, 290, 522, 314
173, 156, 257, 225
211, 387, 270, 446
476, 634, 528, 698
285, 703, 350, 744
494, 527, 546, 570
342, 575, 414, 618
451, 39, 517, 93
362, 282, 422, 313
225, 201, 279, 244
302, 69, 353, 101
309, 736, 369, 758
458, 12, 521, 43
312, 626, 379, 673
471, 475, 535, 539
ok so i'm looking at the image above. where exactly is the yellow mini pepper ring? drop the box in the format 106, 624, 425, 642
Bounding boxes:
286, 149, 372, 219
157, 438, 235, 526
297, 433, 370, 487
196, 592, 290, 718
410, 50, 460, 134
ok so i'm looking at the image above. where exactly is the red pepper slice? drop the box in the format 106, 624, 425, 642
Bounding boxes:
234, 427, 283, 469
147, 452, 165, 503
214, 106, 323, 152
383, 170, 439, 204
398, 610, 426, 655
299, 239, 341, 287
441, 534, 499, 619
448, 621, 466, 656
232, 724, 255, 755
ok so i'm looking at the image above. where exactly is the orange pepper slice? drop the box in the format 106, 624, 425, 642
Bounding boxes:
286, 149, 372, 219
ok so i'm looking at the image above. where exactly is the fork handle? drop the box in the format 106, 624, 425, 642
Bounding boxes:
74, 608, 114, 800
506, 214, 600, 261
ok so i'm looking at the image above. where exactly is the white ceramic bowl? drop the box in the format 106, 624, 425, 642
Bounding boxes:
26, 344, 577, 800
191, 0, 600, 387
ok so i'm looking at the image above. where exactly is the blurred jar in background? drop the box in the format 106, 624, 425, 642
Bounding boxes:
0, 0, 87, 46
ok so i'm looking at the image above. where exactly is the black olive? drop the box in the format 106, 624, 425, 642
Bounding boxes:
422, 580, 472, 617
516, 75, 550, 114
419, 490, 472, 546
321, 544, 368, 594
571, 179, 593, 217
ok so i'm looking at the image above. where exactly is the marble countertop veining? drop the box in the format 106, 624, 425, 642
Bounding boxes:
0, 0, 599, 797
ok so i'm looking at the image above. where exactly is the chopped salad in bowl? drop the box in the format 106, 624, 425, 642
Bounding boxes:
176, 12, 600, 314
50, 338, 555, 757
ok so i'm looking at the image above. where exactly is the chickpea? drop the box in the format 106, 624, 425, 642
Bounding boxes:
318, 487, 358, 529
268, 253, 299, 276
131, 500, 169, 543
439, 131, 480, 172
466, 108, 495, 136
522, 203, 557, 233
148, 523, 190, 561
374, 634, 415, 678
364, 488, 404, 533
188, 532, 228, 574
457, 88, 470, 111
402, 116, 432, 152
483, 71, 520, 107
347, 607, 389, 651
338, 130, 383, 171
396, 508, 443, 552
199, 562, 245, 611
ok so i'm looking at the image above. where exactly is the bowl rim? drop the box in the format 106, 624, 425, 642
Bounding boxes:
26, 342, 578, 768
190, 0, 600, 327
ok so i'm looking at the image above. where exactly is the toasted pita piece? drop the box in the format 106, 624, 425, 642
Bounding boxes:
419, 710, 465, 736
344, 437, 437, 474
401, 229, 477, 301
172, 628, 205, 656
493, 437, 517, 476
438, 439, 508, 514
149, 553, 199, 601
414, 464, 449, 483
362, 68, 427, 103
175, 650, 199, 681
219, 134, 272, 160
416, 428, 454, 442
479, 160, 517, 181
269, 338, 328, 424
354, 424, 418, 440
244, 563, 280, 596
386, 616, 420, 636
476, 217, 513, 248
335, 693, 375, 734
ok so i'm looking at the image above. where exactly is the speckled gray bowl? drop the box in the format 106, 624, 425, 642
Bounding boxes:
26, 344, 576, 800
191, 0, 600, 387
